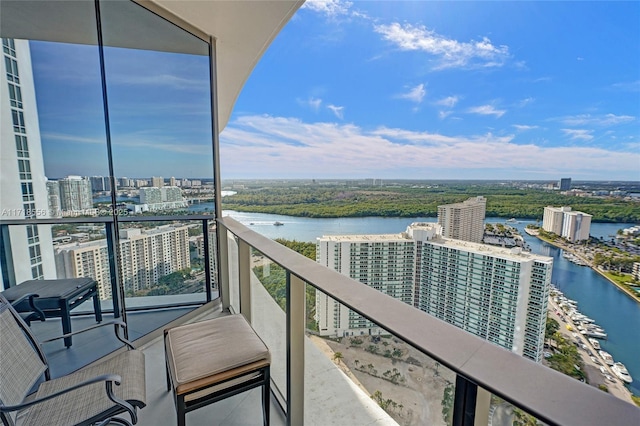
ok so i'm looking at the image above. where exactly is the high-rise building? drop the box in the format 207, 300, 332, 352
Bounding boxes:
169, 176, 177, 187
139, 187, 162, 204
559, 178, 572, 191
0, 38, 56, 286
410, 224, 552, 362
316, 233, 416, 336
162, 186, 183, 202
55, 224, 190, 298
90, 176, 111, 192
543, 206, 592, 242
316, 223, 553, 362
152, 176, 164, 188
46, 180, 62, 218
437, 196, 486, 243
58, 176, 93, 212
562, 211, 592, 243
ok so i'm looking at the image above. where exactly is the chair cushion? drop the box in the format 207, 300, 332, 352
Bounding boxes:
165, 315, 270, 391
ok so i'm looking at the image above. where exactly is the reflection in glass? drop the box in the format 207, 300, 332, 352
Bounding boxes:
1, 1, 106, 287
100, 0, 213, 220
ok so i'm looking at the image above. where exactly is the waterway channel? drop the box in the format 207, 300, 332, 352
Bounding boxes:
191, 205, 640, 395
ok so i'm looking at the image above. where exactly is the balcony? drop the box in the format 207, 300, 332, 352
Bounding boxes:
1, 1, 639, 425
6, 215, 637, 425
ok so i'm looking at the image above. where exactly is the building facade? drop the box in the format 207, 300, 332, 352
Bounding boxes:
58, 175, 93, 212
437, 196, 487, 243
316, 223, 553, 362
316, 234, 416, 336
55, 224, 190, 299
0, 38, 56, 286
543, 206, 592, 242
559, 178, 572, 191
562, 211, 592, 243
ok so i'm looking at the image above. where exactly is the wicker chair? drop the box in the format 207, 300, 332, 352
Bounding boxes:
0, 294, 146, 426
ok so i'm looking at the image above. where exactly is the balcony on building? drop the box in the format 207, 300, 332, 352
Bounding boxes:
1, 1, 638, 425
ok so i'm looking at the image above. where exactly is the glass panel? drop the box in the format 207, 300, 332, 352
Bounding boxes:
251, 249, 287, 401
98, 0, 213, 313
0, 1, 108, 287
308, 287, 456, 425
99, 0, 214, 221
487, 392, 546, 426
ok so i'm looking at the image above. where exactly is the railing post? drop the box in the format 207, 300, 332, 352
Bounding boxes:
216, 223, 231, 311
453, 375, 477, 426
202, 219, 212, 302
0, 224, 16, 289
286, 273, 305, 426
105, 221, 122, 321
238, 238, 251, 322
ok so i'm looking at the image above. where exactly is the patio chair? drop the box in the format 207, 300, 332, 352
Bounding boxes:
0, 294, 146, 426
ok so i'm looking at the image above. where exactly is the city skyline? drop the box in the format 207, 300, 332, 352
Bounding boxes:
24, 1, 640, 181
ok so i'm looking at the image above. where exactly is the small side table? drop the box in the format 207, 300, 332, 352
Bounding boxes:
1, 277, 102, 347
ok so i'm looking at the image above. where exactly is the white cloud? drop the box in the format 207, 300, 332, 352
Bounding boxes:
302, 0, 352, 17
435, 96, 459, 108
562, 129, 594, 141
374, 23, 509, 69
327, 104, 345, 119
397, 84, 426, 103
298, 97, 323, 111
517, 97, 535, 107
219, 115, 640, 179
560, 114, 635, 127
513, 124, 538, 131
438, 111, 453, 120
467, 105, 506, 118
611, 80, 640, 92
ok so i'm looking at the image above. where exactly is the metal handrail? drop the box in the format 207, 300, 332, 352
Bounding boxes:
218, 215, 639, 426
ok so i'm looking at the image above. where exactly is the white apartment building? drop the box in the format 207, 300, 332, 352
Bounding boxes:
0, 38, 56, 287
317, 222, 553, 362
410, 224, 552, 362
542, 206, 570, 235
316, 233, 416, 336
55, 224, 190, 299
437, 196, 487, 243
543, 206, 592, 242
562, 211, 592, 243
58, 175, 93, 212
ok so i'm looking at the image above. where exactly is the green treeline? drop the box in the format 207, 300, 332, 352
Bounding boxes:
222, 184, 640, 223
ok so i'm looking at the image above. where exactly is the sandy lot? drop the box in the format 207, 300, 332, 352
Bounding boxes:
311, 334, 455, 426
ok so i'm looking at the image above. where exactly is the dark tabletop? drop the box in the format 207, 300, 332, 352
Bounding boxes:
1, 277, 97, 301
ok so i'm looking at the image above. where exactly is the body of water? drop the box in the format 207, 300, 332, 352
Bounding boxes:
193, 205, 639, 394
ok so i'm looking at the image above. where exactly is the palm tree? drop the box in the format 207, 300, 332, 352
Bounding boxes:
332, 351, 344, 365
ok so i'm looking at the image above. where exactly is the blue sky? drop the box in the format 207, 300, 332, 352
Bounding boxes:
33, 1, 639, 181
222, 1, 639, 181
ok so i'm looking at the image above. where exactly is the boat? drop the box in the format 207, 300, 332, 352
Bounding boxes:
599, 350, 614, 366
273, 221, 284, 226
588, 338, 601, 350
506, 218, 518, 223
612, 362, 633, 384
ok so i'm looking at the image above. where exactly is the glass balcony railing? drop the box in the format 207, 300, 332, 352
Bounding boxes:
0, 215, 218, 349
217, 215, 639, 426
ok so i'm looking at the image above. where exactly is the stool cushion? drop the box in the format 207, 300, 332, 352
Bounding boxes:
165, 315, 270, 391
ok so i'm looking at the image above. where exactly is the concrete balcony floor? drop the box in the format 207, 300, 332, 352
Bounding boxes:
30, 309, 286, 426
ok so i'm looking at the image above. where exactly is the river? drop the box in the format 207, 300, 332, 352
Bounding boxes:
190, 204, 640, 394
